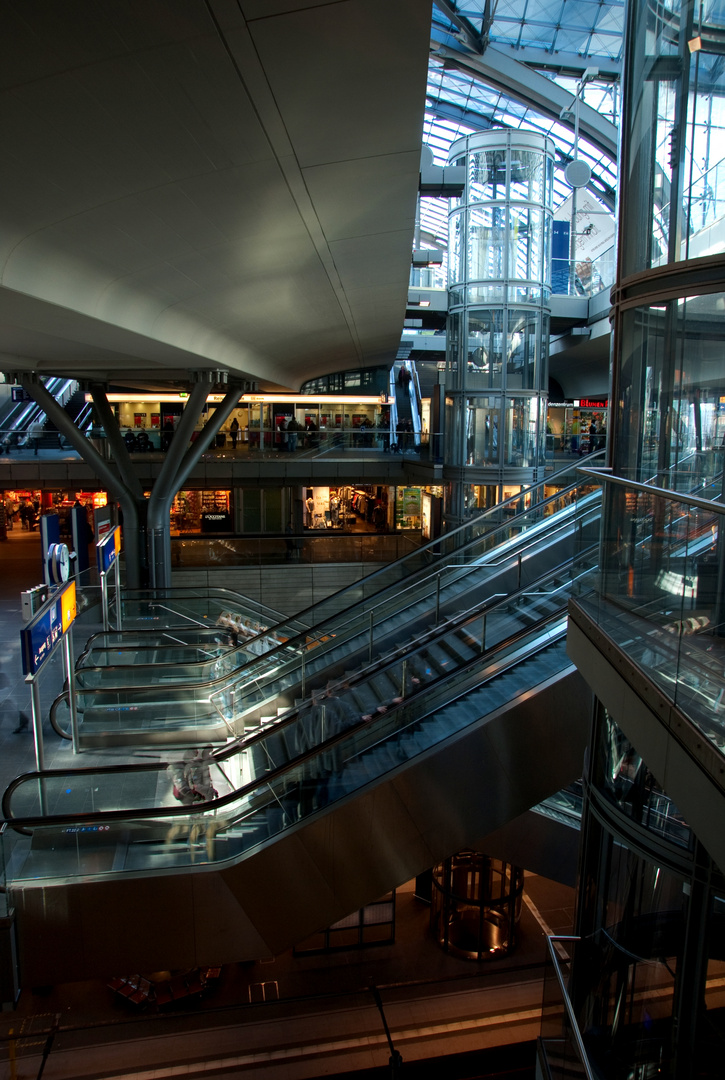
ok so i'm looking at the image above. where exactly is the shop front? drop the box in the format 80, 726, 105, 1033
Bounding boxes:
546, 397, 608, 457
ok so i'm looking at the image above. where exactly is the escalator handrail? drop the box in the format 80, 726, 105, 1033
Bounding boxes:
579, 465, 725, 515
4, 618, 569, 835
76, 630, 232, 668
206, 560, 578, 765
10, 603, 574, 830
118, 585, 289, 627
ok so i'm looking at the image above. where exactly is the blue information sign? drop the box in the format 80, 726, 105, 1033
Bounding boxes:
20, 579, 76, 677
20, 604, 61, 675
96, 526, 121, 575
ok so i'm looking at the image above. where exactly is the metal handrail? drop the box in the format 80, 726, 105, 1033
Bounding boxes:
578, 467, 725, 515
6, 608, 570, 829
544, 936, 596, 1080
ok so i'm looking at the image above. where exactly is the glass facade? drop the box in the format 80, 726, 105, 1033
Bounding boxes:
621, 0, 725, 276
560, 4, 725, 1079
571, 707, 725, 1080
445, 131, 554, 524
613, 292, 725, 490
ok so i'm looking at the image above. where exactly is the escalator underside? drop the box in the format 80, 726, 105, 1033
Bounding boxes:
8, 654, 590, 985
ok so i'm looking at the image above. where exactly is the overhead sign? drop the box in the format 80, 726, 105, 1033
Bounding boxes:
20, 580, 77, 676
96, 526, 122, 575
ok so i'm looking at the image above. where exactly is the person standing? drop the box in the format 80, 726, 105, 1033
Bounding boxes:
229, 417, 240, 449
162, 416, 174, 452
287, 415, 301, 452
28, 417, 44, 455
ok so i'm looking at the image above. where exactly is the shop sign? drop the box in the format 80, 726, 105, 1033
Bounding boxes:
201, 511, 232, 532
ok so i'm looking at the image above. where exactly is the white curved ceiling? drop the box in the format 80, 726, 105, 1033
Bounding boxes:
0, 0, 431, 390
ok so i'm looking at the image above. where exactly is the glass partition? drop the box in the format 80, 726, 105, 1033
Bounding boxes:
572, 471, 725, 760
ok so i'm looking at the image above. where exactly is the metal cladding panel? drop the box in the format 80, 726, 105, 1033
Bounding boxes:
10, 669, 591, 983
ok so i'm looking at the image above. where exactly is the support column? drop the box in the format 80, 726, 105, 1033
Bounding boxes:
15, 371, 243, 591
90, 385, 147, 587
147, 377, 243, 589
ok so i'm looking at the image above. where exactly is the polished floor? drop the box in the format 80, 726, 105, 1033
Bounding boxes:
0, 528, 578, 1079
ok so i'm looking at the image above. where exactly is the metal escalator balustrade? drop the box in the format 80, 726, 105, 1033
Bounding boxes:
20, 551, 589, 813
3, 606, 573, 885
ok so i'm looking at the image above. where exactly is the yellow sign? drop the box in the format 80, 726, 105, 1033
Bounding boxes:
61, 580, 77, 633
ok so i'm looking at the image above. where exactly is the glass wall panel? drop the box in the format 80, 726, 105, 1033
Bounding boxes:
449, 211, 465, 285
444, 395, 463, 467
468, 310, 503, 389
506, 309, 539, 391
545, 154, 554, 208
503, 397, 538, 467
509, 207, 543, 281
447, 311, 462, 380
463, 483, 498, 516
542, 213, 552, 287
465, 397, 500, 466
595, 710, 692, 848
469, 148, 507, 202
468, 206, 506, 280
467, 284, 505, 305
510, 150, 544, 204
507, 285, 543, 304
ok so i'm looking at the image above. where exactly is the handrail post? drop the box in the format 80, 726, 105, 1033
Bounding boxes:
435, 572, 441, 623
368, 609, 374, 664
300, 645, 306, 700
544, 936, 596, 1080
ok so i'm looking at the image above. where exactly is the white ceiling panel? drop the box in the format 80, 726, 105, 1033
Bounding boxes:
0, 0, 431, 389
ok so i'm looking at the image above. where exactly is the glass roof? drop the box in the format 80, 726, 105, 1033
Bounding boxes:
419, 1, 625, 247
432, 0, 624, 65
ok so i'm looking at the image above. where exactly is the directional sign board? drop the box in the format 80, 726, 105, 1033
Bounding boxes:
96, 525, 122, 575
20, 580, 77, 676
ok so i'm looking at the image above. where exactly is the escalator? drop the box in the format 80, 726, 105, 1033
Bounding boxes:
392, 360, 420, 450
0, 375, 76, 451
50, 461, 603, 746
3, 597, 591, 984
